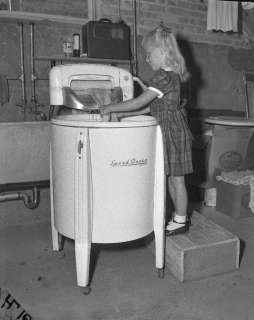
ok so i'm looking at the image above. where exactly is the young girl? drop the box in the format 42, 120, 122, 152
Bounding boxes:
100, 24, 193, 236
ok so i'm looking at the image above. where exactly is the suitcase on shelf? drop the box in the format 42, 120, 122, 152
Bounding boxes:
82, 18, 131, 60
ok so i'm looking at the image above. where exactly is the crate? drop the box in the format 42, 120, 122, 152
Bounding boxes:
216, 180, 253, 219
161, 212, 240, 282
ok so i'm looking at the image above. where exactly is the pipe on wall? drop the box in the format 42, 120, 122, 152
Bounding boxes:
0, 180, 50, 210
18, 22, 27, 120
30, 22, 37, 107
29, 22, 47, 121
132, 0, 138, 76
0, 186, 39, 209
15, 22, 47, 121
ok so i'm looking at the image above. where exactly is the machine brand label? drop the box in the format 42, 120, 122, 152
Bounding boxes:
110, 158, 148, 168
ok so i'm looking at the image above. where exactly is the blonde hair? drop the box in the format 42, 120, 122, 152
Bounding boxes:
142, 23, 190, 82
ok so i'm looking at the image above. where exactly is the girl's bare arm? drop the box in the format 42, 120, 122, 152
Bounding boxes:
100, 89, 157, 115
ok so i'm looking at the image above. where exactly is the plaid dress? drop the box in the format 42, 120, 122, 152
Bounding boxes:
147, 69, 193, 176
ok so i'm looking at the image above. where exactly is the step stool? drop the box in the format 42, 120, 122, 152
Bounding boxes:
148, 211, 240, 282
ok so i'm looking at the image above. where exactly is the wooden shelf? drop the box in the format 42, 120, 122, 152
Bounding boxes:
36, 55, 133, 66
0, 10, 87, 25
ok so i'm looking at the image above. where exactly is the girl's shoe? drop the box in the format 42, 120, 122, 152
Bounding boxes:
165, 218, 190, 236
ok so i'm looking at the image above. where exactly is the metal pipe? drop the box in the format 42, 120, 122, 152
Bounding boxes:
18, 22, 27, 119
0, 186, 40, 210
0, 193, 21, 202
0, 180, 49, 193
35, 111, 48, 121
19, 22, 26, 104
118, 0, 122, 21
23, 186, 40, 209
88, 0, 96, 20
132, 0, 138, 76
243, 73, 250, 119
30, 22, 37, 108
29, 22, 48, 121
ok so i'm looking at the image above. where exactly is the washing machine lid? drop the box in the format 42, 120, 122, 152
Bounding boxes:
51, 114, 158, 128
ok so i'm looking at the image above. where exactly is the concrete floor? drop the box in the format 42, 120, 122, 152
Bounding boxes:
1, 205, 254, 320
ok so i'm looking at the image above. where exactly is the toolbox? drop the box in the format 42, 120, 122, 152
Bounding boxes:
82, 19, 131, 60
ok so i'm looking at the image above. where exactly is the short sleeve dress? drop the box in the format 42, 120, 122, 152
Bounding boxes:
147, 69, 193, 176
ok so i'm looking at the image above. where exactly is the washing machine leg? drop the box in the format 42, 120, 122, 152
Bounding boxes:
51, 224, 60, 251
154, 231, 165, 276
153, 126, 165, 277
50, 145, 61, 251
153, 188, 165, 275
75, 242, 91, 292
157, 267, 165, 278
153, 196, 165, 276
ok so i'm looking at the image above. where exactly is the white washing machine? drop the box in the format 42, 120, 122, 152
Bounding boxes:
49, 65, 165, 292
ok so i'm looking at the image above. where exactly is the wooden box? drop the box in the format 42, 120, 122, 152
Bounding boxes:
216, 180, 253, 219
164, 212, 240, 282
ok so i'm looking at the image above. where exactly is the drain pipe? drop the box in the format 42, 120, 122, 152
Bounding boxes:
0, 180, 50, 209
0, 186, 40, 210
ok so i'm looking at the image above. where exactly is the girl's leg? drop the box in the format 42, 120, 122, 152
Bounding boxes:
172, 176, 188, 217
167, 176, 176, 209
166, 176, 190, 236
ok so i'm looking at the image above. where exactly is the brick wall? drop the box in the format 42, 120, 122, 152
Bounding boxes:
95, 0, 247, 48
0, 0, 251, 120
9, 0, 89, 18
95, 0, 249, 112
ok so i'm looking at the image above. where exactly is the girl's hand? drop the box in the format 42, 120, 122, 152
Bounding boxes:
100, 105, 111, 115
100, 106, 111, 121
101, 114, 111, 122
111, 113, 119, 122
